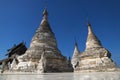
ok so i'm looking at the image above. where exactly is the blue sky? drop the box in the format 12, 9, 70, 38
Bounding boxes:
0, 0, 120, 66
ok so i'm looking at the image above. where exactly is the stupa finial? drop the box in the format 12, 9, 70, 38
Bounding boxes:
43, 8, 48, 20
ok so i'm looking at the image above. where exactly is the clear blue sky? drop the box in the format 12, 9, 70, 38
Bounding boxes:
0, 0, 120, 66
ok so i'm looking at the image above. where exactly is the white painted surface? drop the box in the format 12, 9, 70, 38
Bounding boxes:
0, 72, 120, 80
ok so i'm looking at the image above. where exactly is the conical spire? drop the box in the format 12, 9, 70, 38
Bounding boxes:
26, 8, 60, 59
37, 8, 53, 33
30, 8, 57, 48
86, 21, 102, 50
71, 42, 80, 69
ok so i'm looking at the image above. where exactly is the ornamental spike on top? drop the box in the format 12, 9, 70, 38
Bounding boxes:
43, 8, 48, 20
86, 21, 102, 50
87, 21, 93, 34
73, 38, 80, 56
73, 42, 80, 55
